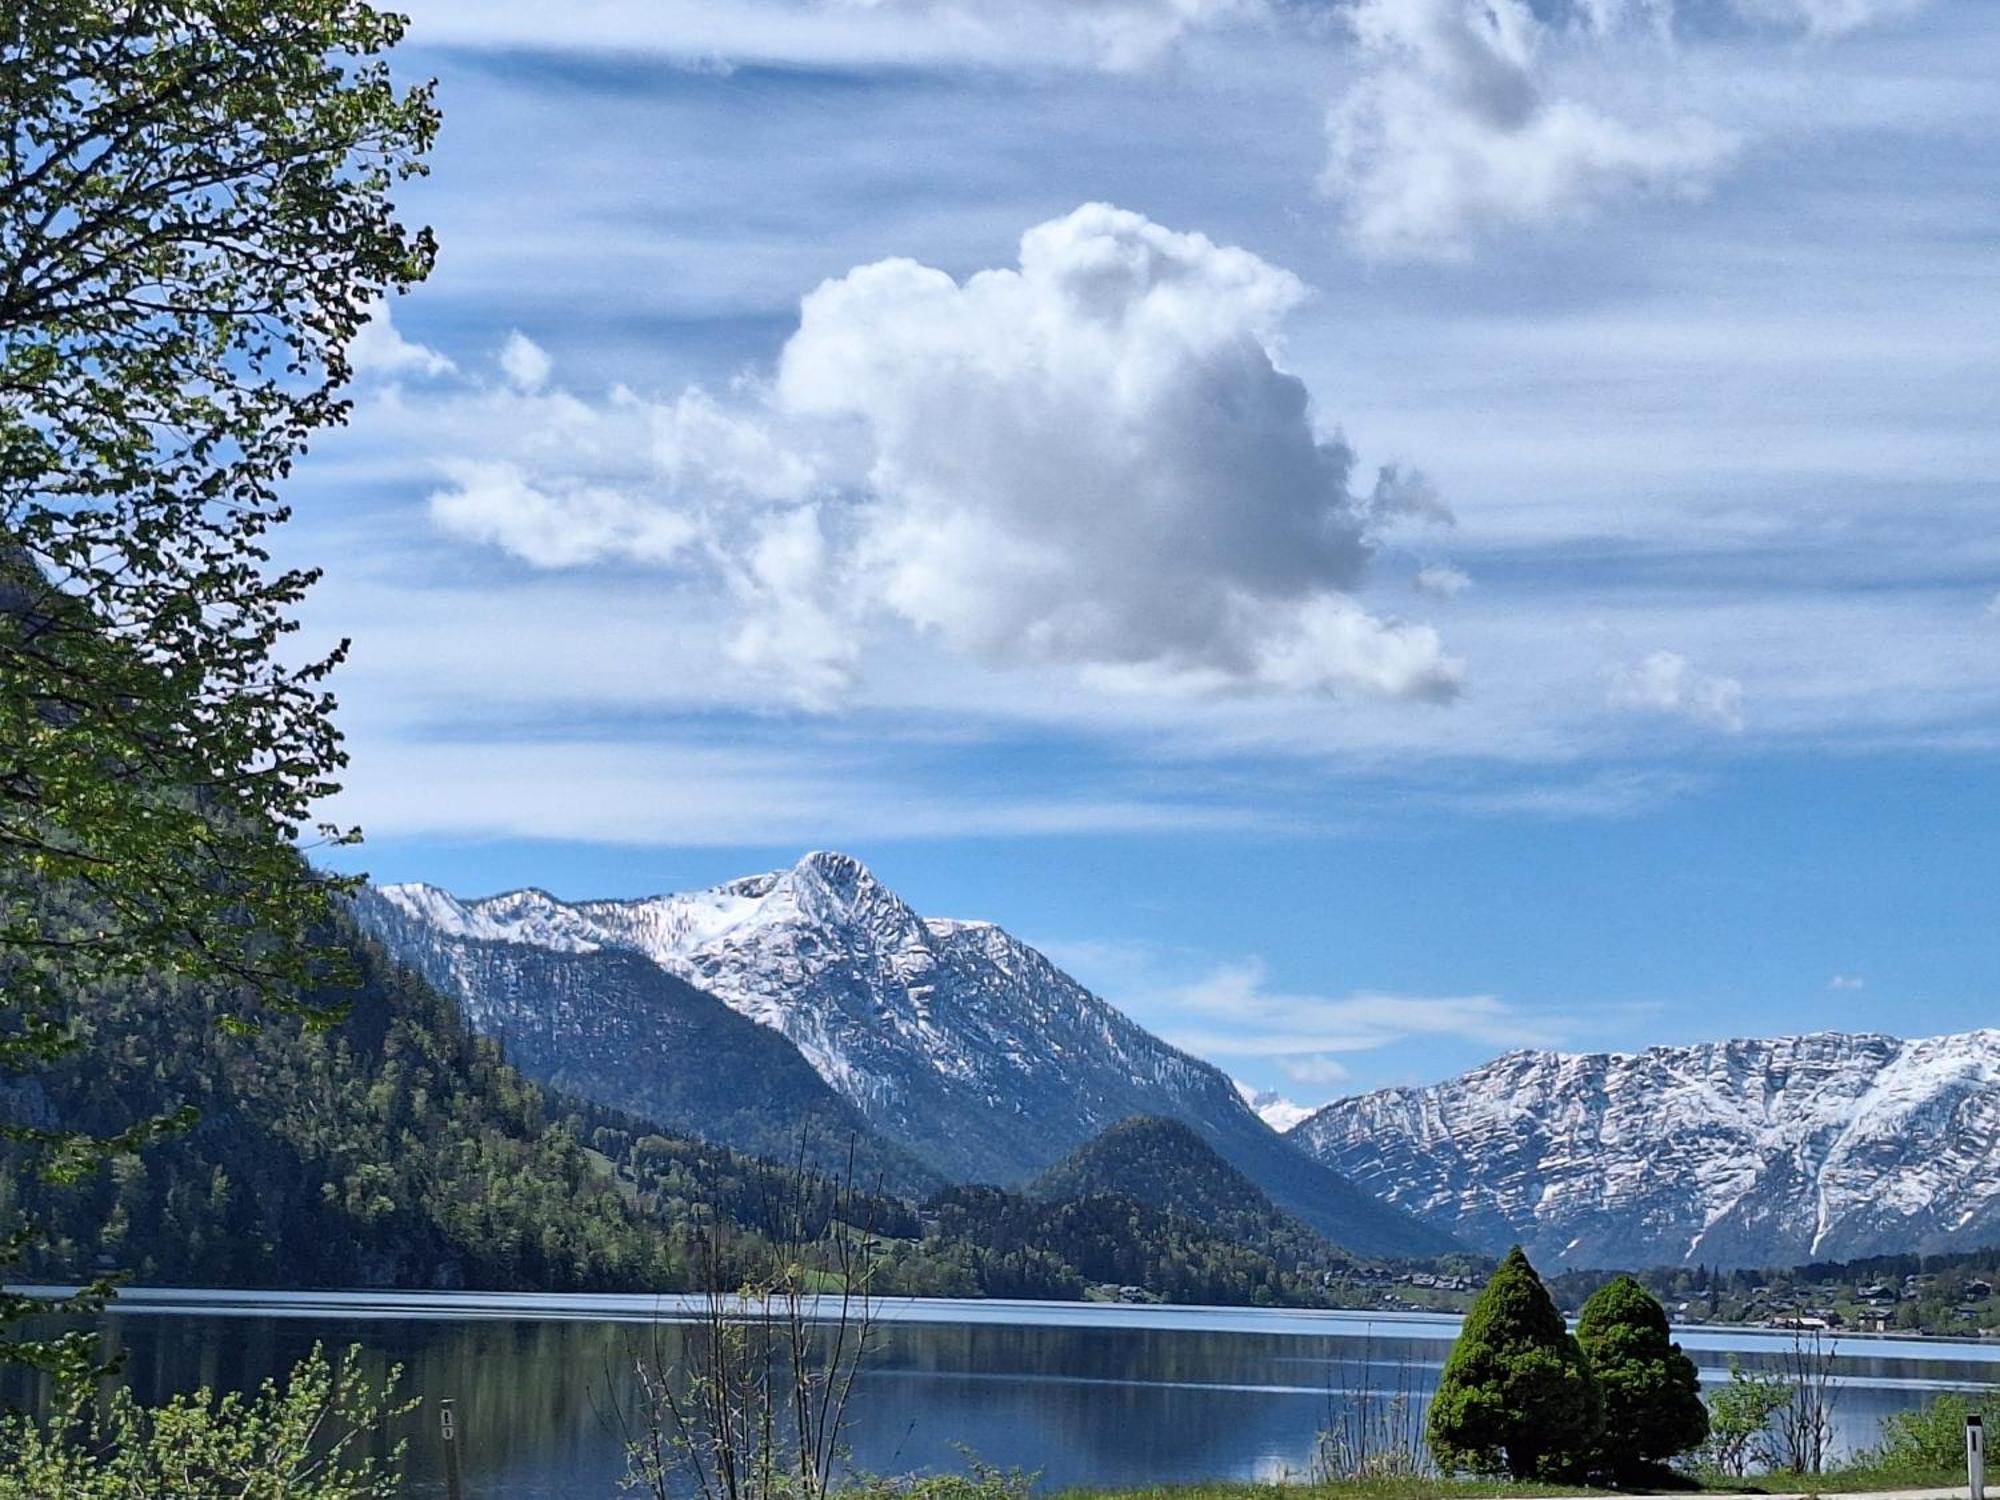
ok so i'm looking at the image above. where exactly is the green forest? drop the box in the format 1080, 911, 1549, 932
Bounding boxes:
3, 917, 1392, 1311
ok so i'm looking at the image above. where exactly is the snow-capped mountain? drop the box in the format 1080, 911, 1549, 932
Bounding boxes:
1290, 1031, 2000, 1269
359, 851, 1455, 1258
1235, 1081, 1314, 1134
351, 884, 934, 1192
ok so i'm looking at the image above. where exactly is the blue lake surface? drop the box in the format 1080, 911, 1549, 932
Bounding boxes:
14, 1289, 1996, 1498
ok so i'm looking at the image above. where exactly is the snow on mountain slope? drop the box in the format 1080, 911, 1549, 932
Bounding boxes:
348, 886, 936, 1193
1290, 1031, 2000, 1269
1235, 1081, 1314, 1134
365, 852, 1454, 1258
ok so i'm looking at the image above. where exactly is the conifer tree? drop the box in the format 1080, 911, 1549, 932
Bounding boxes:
1576, 1274, 1710, 1480
1427, 1245, 1603, 1479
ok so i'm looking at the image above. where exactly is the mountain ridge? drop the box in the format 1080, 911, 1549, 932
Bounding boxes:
362, 851, 1456, 1259
1290, 1028, 2000, 1269
351, 886, 938, 1194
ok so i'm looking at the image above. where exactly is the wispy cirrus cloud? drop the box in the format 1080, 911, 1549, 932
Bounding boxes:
400, 0, 1263, 73
1159, 958, 1560, 1057
1320, 0, 1936, 260
1037, 938, 1564, 1098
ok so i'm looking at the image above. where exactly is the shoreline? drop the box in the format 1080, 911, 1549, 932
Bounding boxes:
9, 1286, 1997, 1363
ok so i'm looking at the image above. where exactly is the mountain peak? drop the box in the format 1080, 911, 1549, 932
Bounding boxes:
786, 848, 880, 901
760, 849, 918, 935
792, 848, 870, 881
1233, 1080, 1314, 1133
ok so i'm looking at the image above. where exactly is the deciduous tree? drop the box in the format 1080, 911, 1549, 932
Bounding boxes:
1, 0, 437, 1369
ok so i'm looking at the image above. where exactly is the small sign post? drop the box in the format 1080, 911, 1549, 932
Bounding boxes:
1969, 1412, 1985, 1500
441, 1397, 465, 1500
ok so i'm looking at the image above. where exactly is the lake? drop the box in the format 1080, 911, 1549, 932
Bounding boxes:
11, 1289, 1996, 1498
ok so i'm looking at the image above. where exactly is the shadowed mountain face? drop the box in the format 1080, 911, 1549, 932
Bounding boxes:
1292, 1031, 2000, 1269
350, 887, 936, 1195
360, 852, 1456, 1259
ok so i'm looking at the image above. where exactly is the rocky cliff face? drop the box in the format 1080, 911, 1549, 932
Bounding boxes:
1291, 1031, 2000, 1268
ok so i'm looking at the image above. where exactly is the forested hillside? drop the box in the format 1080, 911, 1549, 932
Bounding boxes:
0, 924, 1383, 1310
927, 1185, 1341, 1305
0, 920, 680, 1290
1034, 1117, 1301, 1232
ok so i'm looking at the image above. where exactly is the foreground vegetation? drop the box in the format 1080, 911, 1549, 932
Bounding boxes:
0, 1346, 409, 1499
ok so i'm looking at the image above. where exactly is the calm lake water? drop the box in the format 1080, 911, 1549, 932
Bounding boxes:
10, 1289, 1997, 1498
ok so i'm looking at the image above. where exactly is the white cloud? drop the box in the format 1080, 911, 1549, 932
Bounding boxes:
422, 204, 1461, 708
499, 330, 553, 393
1984, 591, 2000, 619
401, 0, 1260, 72
1154, 957, 1559, 1057
428, 460, 696, 567
1324, 0, 1738, 261
1606, 649, 1745, 732
1828, 972, 1867, 991
775, 202, 1461, 699
1414, 562, 1472, 597
719, 505, 861, 709
1276, 1054, 1353, 1087
654, 388, 816, 502
349, 304, 455, 379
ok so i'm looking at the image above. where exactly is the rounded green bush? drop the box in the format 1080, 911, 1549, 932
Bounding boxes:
1576, 1274, 1710, 1480
1427, 1246, 1604, 1481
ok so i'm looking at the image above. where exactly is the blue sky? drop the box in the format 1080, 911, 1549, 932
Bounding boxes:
301, 0, 2000, 1105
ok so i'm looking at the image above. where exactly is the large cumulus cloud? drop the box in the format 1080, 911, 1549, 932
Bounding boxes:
423, 205, 1460, 707
774, 204, 1459, 699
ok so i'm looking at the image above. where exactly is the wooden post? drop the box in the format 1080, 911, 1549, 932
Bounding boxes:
440, 1396, 466, 1500
1969, 1412, 1985, 1500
